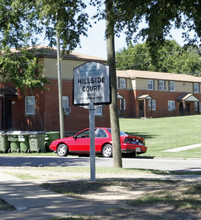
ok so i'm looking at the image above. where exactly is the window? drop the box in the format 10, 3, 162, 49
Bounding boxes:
194, 102, 198, 112
95, 106, 102, 116
120, 98, 126, 110
25, 96, 35, 115
95, 128, 108, 138
119, 78, 126, 89
148, 99, 151, 110
194, 83, 200, 93
159, 80, 165, 91
62, 96, 71, 114
168, 100, 176, 111
148, 99, 156, 111
148, 80, 154, 90
152, 100, 156, 111
77, 129, 90, 138
169, 81, 175, 91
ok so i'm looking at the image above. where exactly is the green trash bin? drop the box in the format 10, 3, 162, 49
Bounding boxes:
45, 131, 60, 152
7, 131, 21, 153
29, 131, 45, 153
18, 131, 30, 153
0, 131, 9, 153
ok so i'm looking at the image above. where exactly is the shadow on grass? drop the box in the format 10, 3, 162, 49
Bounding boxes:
126, 132, 156, 140
41, 179, 176, 197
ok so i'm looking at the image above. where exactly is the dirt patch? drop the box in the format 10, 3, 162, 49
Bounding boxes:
1, 167, 201, 219
42, 179, 201, 220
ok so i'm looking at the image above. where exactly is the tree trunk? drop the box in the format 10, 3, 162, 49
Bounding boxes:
106, 0, 122, 168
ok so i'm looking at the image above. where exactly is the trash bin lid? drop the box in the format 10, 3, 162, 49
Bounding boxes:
6, 131, 22, 135
29, 131, 45, 134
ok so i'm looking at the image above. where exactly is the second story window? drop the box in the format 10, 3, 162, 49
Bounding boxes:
119, 78, 126, 89
25, 96, 35, 115
148, 80, 154, 90
159, 80, 165, 91
169, 81, 175, 91
193, 83, 200, 93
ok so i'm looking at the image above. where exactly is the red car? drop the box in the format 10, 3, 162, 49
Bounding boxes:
49, 127, 147, 157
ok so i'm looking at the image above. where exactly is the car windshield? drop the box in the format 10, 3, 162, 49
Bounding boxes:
106, 128, 127, 136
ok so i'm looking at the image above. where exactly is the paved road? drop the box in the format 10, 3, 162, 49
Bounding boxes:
0, 156, 201, 172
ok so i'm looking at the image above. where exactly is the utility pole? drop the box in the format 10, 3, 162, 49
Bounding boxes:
56, 31, 65, 138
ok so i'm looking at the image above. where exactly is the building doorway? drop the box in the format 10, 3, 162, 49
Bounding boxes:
139, 101, 144, 118
186, 102, 190, 115
2, 98, 12, 130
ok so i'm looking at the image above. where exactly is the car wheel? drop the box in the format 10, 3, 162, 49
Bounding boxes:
57, 143, 68, 157
102, 144, 112, 158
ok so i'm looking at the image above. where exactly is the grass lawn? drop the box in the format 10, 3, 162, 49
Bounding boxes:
120, 115, 201, 158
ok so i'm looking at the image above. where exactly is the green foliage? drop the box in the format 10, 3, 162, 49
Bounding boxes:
35, 0, 90, 52
0, 0, 89, 89
116, 40, 201, 76
91, 0, 201, 64
0, 47, 48, 90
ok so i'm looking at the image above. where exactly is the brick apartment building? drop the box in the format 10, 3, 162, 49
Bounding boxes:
116, 70, 201, 118
0, 47, 110, 132
1, 47, 201, 133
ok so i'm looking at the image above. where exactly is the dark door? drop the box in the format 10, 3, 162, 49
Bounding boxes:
179, 103, 183, 116
186, 103, 190, 115
139, 101, 144, 117
2, 98, 12, 130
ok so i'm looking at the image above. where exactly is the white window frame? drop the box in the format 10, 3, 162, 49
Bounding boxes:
62, 96, 71, 115
194, 83, 199, 93
119, 78, 126, 89
120, 98, 126, 110
169, 81, 175, 91
159, 80, 165, 91
168, 100, 176, 111
152, 100, 156, 111
25, 96, 35, 115
95, 106, 102, 116
194, 102, 198, 112
148, 99, 156, 111
148, 80, 154, 90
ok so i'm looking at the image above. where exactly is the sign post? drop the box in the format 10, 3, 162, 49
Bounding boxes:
73, 62, 111, 181
89, 101, 95, 181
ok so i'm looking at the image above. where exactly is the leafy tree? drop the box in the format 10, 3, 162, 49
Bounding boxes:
0, 0, 47, 89
116, 40, 201, 76
0, 47, 48, 90
0, 0, 89, 90
35, 0, 89, 52
90, 0, 201, 168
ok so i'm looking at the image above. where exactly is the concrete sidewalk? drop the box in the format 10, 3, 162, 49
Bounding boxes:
1, 170, 201, 220
163, 143, 201, 152
0, 172, 117, 220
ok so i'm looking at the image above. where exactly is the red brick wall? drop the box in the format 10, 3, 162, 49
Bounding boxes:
44, 79, 110, 132
118, 88, 201, 118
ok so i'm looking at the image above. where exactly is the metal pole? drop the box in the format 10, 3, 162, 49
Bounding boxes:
56, 32, 64, 138
89, 102, 96, 181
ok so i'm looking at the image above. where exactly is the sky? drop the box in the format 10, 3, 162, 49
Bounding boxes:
73, 2, 189, 59
72, 0, 201, 60
74, 19, 186, 59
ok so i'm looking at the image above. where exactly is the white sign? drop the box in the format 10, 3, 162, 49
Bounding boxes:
73, 62, 111, 105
